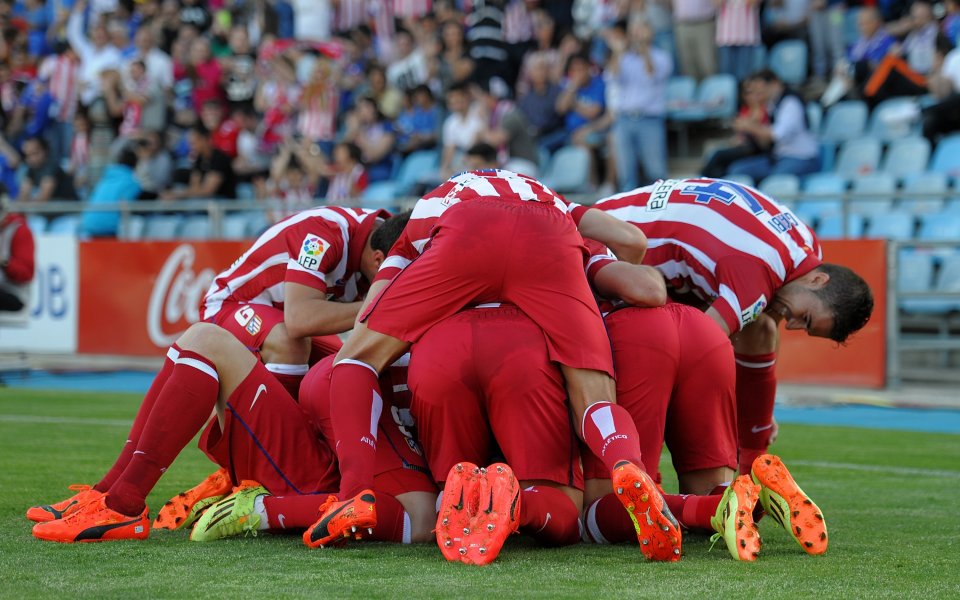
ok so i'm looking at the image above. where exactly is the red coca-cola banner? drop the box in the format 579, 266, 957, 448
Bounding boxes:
78, 241, 246, 356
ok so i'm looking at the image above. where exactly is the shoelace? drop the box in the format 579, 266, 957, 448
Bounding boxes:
708, 532, 723, 552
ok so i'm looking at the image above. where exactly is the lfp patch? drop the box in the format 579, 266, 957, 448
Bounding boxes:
740, 294, 767, 327
298, 235, 330, 271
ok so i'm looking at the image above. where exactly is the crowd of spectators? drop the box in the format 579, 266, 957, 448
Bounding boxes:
1, 0, 960, 235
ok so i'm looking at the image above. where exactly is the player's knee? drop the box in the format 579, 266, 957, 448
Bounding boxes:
176, 322, 231, 355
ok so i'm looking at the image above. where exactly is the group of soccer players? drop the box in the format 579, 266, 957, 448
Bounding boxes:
25, 170, 872, 565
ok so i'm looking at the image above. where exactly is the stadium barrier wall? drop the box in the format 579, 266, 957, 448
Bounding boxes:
2, 238, 888, 388
776, 239, 887, 388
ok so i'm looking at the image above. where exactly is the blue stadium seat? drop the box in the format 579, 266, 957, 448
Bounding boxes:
849, 173, 896, 215
868, 97, 921, 141
901, 252, 960, 314
361, 181, 401, 211
815, 213, 865, 239
143, 215, 183, 240
835, 137, 882, 178
917, 211, 960, 240
768, 40, 808, 86
697, 74, 738, 120
901, 172, 948, 214
25, 214, 46, 234
393, 150, 439, 196
844, 8, 863, 48
666, 75, 697, 117
222, 212, 252, 240
897, 251, 936, 313
542, 145, 591, 193
929, 133, 960, 177
235, 183, 256, 201
246, 212, 269, 238
796, 173, 846, 223
46, 214, 81, 235
180, 215, 211, 240
118, 215, 146, 240
806, 102, 823, 136
820, 100, 869, 144
758, 174, 800, 205
864, 210, 915, 240
881, 136, 930, 180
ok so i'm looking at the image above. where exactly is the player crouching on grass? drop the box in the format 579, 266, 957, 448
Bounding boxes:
26, 323, 435, 545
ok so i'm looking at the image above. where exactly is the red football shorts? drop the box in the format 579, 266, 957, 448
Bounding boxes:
361, 198, 614, 377
199, 361, 339, 495
407, 305, 584, 489
582, 304, 738, 482
208, 302, 285, 352
299, 357, 437, 496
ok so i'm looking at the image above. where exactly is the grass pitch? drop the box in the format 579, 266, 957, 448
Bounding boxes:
1, 388, 958, 599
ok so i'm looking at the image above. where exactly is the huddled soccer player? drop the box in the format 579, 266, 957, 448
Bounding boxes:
26, 172, 865, 566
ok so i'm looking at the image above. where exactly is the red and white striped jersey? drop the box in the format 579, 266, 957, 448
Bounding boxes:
375, 169, 586, 281
596, 178, 822, 333
203, 206, 387, 319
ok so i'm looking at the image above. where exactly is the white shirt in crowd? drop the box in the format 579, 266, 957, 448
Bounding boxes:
770, 94, 818, 160
67, 10, 122, 106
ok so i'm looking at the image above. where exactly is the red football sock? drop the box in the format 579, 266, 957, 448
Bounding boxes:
580, 402, 643, 473
583, 493, 635, 544
369, 492, 410, 543
95, 345, 181, 493
662, 494, 722, 531
264, 494, 329, 530
329, 360, 383, 498
264, 363, 308, 401
735, 353, 777, 475
106, 350, 220, 517
519, 486, 581, 546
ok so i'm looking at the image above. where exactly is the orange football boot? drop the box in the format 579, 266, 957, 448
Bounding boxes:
153, 467, 233, 530
303, 490, 377, 548
752, 454, 828, 555
26, 485, 104, 523
32, 495, 149, 543
709, 475, 763, 561
612, 460, 683, 561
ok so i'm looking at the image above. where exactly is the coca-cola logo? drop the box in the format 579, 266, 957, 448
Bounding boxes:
147, 244, 217, 347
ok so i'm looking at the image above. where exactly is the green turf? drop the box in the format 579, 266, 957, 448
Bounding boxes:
1, 388, 959, 599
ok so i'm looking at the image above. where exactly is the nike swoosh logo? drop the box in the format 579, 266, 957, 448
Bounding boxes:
278, 514, 286, 529
751, 424, 773, 433
536, 512, 552, 533
251, 384, 267, 411
74, 517, 144, 541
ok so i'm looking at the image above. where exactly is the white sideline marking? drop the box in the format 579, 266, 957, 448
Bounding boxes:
791, 460, 960, 479
0, 415, 130, 427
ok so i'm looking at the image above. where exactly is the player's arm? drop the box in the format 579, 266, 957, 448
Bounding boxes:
704, 306, 732, 336
283, 282, 362, 339
593, 261, 667, 307
575, 206, 647, 264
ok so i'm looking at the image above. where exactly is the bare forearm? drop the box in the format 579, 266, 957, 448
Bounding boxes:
285, 299, 363, 338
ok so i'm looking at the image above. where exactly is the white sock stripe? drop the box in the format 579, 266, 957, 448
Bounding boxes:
590, 405, 616, 439
392, 384, 408, 393
390, 353, 411, 367
166, 347, 180, 362
370, 391, 383, 440
176, 356, 219, 381
435, 492, 444, 512
735, 358, 777, 368
585, 499, 610, 545
335, 358, 380, 376
580, 401, 613, 437
264, 363, 309, 376
401, 512, 412, 544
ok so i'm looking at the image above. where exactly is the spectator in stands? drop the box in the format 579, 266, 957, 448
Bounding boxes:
0, 135, 20, 198
297, 57, 339, 159
921, 35, 960, 141
66, 111, 91, 195
466, 0, 510, 85
323, 141, 368, 204
17, 136, 78, 204
702, 76, 769, 178
357, 62, 402, 120
555, 52, 606, 154
179, 0, 212, 34
438, 81, 484, 179
944, 0, 960, 44
395, 84, 440, 155
341, 96, 396, 183
726, 69, 820, 182
221, 26, 258, 111
0, 202, 35, 313
81, 147, 141, 238
900, 1, 939, 76
606, 18, 671, 191
66, 0, 122, 109
435, 18, 474, 93
808, 0, 846, 84
200, 99, 240, 159
37, 41, 80, 165
387, 28, 429, 92
761, 0, 810, 48
475, 77, 540, 176
123, 25, 174, 96
716, 0, 762, 82
183, 37, 225, 112
232, 107, 271, 191
518, 52, 564, 150
161, 123, 236, 200
264, 140, 319, 222
464, 141, 500, 170
5, 76, 52, 146
516, 9, 563, 92
254, 53, 300, 151
671, 0, 716, 80
130, 129, 173, 200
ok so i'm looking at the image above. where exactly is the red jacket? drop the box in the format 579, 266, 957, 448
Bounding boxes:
1, 213, 35, 284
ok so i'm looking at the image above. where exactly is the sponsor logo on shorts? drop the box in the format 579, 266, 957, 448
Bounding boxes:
297, 235, 331, 271
740, 294, 768, 327
245, 315, 263, 336
234, 306, 255, 327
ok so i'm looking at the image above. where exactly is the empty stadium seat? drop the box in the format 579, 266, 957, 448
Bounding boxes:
901, 252, 960, 314
143, 215, 183, 240
902, 172, 948, 214
850, 173, 896, 215
864, 210, 915, 240
929, 133, 960, 177
868, 97, 921, 141
917, 211, 960, 240
815, 213, 865, 239
835, 137, 882, 178
881, 136, 931, 180
795, 173, 846, 224
666, 75, 697, 116
221, 212, 251, 240
769, 40, 808, 86
361, 181, 402, 211
118, 214, 146, 240
758, 174, 800, 205
806, 102, 823, 136
25, 214, 46, 234
897, 251, 936, 313
46, 214, 81, 235
393, 150, 439, 195
820, 100, 869, 144
541, 145, 591, 193
180, 216, 211, 240
672, 74, 738, 121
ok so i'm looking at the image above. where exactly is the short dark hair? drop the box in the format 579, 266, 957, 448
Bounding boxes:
339, 141, 363, 163
466, 142, 498, 164
189, 122, 210, 138
748, 68, 780, 84
117, 148, 138, 168
565, 52, 590, 74
813, 263, 874, 343
24, 136, 48, 152
370, 210, 412, 254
